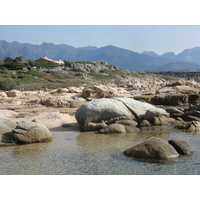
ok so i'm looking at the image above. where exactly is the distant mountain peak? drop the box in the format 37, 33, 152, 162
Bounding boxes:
141, 51, 159, 57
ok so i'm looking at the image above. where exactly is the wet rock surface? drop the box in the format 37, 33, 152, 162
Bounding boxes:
124, 137, 192, 162
168, 139, 193, 155
124, 137, 180, 161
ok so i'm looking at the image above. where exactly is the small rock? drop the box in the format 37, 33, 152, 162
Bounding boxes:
83, 121, 107, 131
125, 126, 140, 133
144, 107, 170, 122
168, 139, 193, 155
188, 121, 200, 132
99, 124, 126, 134
140, 120, 151, 127
6, 90, 22, 97
115, 120, 138, 127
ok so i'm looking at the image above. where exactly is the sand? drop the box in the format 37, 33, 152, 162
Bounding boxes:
0, 104, 80, 132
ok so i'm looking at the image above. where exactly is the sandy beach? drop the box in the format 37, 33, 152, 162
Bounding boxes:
0, 102, 80, 132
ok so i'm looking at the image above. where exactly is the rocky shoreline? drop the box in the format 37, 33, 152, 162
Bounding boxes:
0, 74, 200, 162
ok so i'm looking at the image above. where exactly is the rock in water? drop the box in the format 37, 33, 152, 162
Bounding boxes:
13, 121, 52, 144
168, 139, 193, 155
124, 137, 179, 161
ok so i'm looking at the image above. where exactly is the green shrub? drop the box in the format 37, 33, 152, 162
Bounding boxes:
26, 70, 45, 77
64, 61, 73, 67
17, 73, 27, 78
35, 62, 59, 69
74, 73, 82, 77
89, 73, 112, 79
0, 78, 19, 91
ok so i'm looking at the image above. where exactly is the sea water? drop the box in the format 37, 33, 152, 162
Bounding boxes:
0, 129, 200, 175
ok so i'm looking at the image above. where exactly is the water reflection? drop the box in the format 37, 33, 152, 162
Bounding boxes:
76, 130, 171, 152
0, 128, 199, 175
12, 142, 51, 159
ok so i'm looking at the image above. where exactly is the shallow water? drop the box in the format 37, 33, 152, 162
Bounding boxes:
0, 129, 200, 175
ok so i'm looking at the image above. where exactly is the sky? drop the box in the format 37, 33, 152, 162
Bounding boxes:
1, 25, 200, 55
1, 1, 200, 55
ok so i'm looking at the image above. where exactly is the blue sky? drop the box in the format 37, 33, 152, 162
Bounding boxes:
1, 1, 200, 55
1, 25, 200, 55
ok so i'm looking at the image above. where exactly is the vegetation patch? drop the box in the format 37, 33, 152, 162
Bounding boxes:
0, 78, 19, 90
89, 73, 113, 79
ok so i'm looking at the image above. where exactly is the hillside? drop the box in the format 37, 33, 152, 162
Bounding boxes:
1, 40, 200, 72
1, 58, 200, 92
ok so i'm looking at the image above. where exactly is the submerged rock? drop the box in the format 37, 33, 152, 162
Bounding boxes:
124, 137, 179, 161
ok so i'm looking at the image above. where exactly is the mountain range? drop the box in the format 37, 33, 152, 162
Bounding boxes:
1, 40, 200, 72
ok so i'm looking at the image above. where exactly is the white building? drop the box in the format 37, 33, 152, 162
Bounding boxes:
36, 56, 64, 65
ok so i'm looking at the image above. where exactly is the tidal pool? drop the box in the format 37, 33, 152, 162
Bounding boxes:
0, 129, 200, 175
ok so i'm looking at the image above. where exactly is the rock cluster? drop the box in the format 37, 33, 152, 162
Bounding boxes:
134, 83, 200, 106
75, 97, 200, 133
66, 61, 118, 73
123, 137, 193, 162
0, 116, 52, 146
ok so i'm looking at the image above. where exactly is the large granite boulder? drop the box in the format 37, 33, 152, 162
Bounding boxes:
124, 137, 179, 161
75, 97, 155, 131
13, 121, 52, 144
0, 116, 17, 144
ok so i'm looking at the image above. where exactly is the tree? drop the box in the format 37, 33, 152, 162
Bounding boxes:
4, 57, 14, 63
15, 56, 25, 63
27, 59, 36, 66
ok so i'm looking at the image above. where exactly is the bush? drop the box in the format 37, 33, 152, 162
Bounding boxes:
64, 61, 73, 67
0, 78, 19, 91
35, 62, 59, 69
74, 73, 82, 77
89, 73, 112, 79
26, 70, 45, 77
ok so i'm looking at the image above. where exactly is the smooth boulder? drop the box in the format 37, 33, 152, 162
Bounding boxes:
168, 139, 193, 155
0, 116, 17, 144
124, 137, 179, 161
75, 97, 155, 131
13, 121, 52, 144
